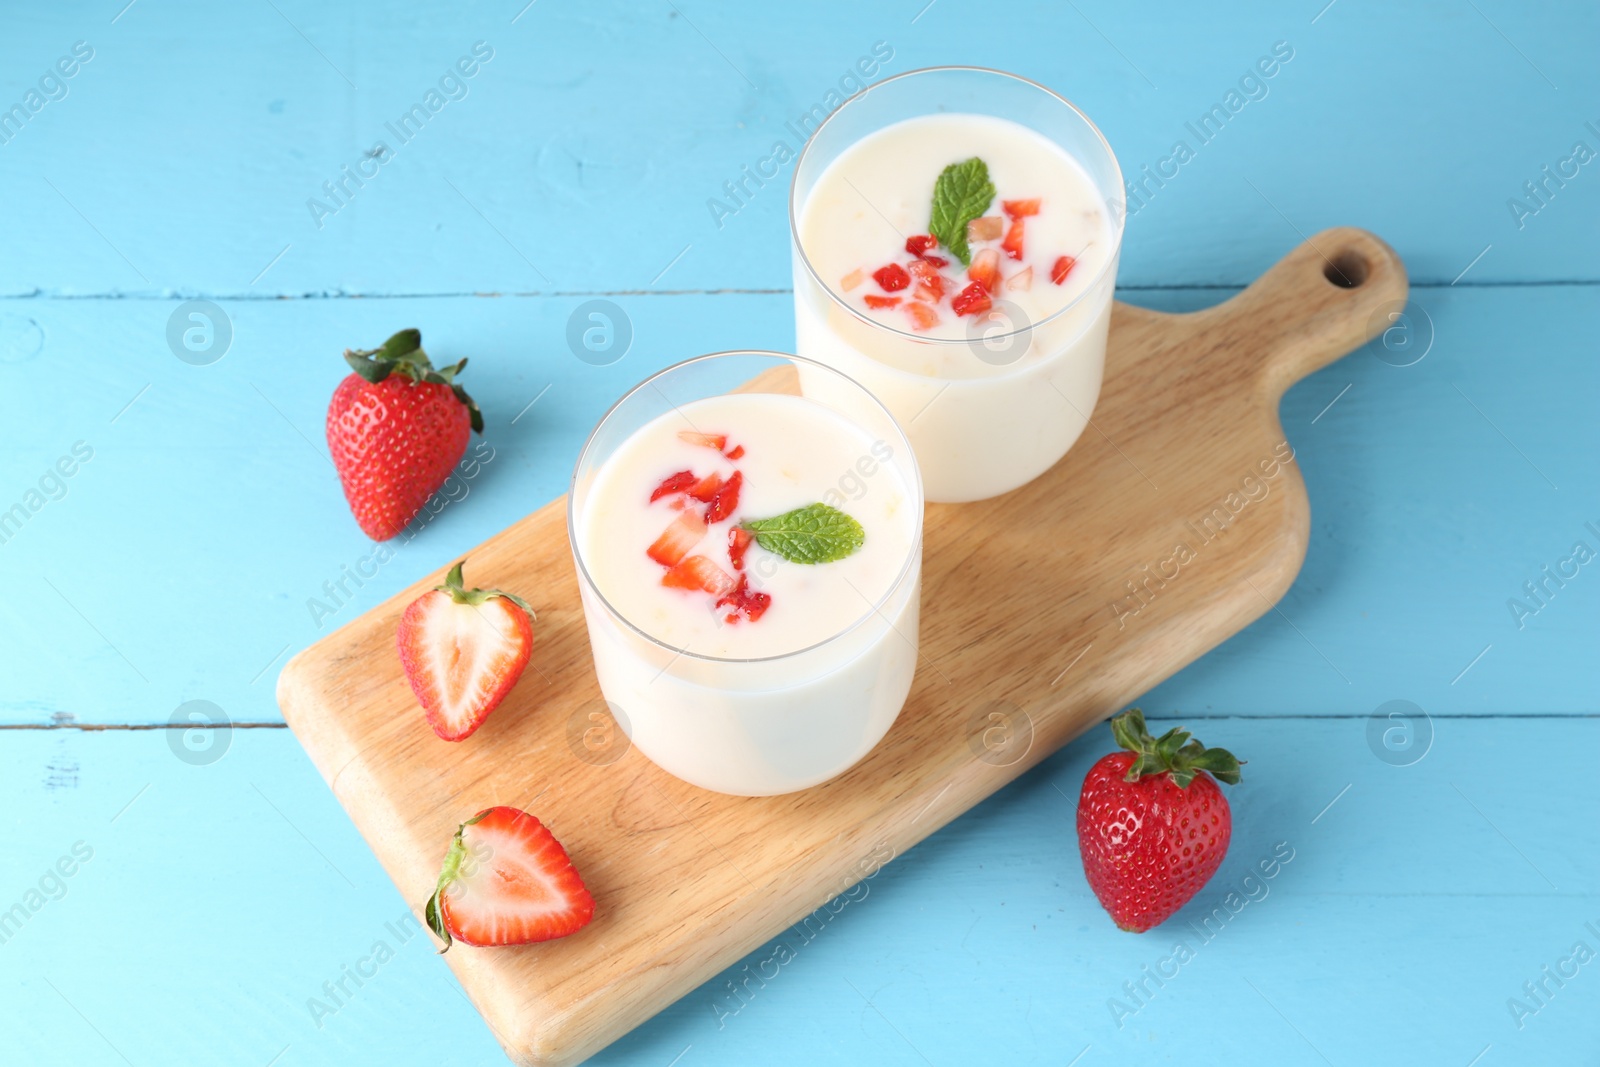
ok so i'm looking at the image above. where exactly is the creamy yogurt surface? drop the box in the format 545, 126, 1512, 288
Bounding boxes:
798, 112, 1114, 372
576, 392, 916, 660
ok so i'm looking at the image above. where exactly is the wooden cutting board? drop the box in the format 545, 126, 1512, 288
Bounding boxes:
277, 227, 1406, 1066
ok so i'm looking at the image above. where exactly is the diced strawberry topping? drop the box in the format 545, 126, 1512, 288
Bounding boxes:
918, 254, 950, 268
678, 431, 727, 451
968, 248, 1001, 293
908, 258, 945, 300
1006, 266, 1034, 292
951, 282, 992, 317
840, 268, 865, 291
904, 301, 939, 332
728, 527, 753, 571
864, 294, 901, 310
913, 284, 941, 304
647, 510, 707, 566
1002, 198, 1041, 218
724, 444, 745, 461
715, 574, 772, 622
1001, 218, 1025, 261
904, 234, 937, 257
662, 555, 737, 597
968, 216, 1003, 242
1051, 255, 1077, 285
703, 470, 743, 525
687, 471, 724, 502
872, 264, 910, 292
649, 469, 697, 503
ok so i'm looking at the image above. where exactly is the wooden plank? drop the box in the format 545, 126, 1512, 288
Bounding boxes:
2, 718, 1593, 1065
0, 1, 1595, 297
276, 229, 1419, 1064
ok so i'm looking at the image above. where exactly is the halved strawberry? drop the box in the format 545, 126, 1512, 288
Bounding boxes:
703, 470, 743, 524
662, 555, 737, 597
1051, 255, 1077, 285
728, 527, 753, 571
905, 234, 937, 257
1002, 198, 1041, 218
426, 806, 595, 951
904, 301, 939, 331
872, 264, 910, 292
687, 471, 724, 502
1001, 218, 1025, 261
647, 510, 707, 566
677, 430, 726, 451
969, 248, 1001, 293
864, 294, 901, 310
908, 259, 945, 300
951, 281, 993, 317
1006, 266, 1034, 292
649, 469, 697, 503
716, 574, 772, 622
397, 561, 534, 743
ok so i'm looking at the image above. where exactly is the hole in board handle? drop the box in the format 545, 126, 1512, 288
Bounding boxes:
1323, 249, 1369, 289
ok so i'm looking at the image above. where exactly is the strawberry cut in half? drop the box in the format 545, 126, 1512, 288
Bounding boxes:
648, 510, 708, 566
397, 560, 535, 742
425, 806, 595, 951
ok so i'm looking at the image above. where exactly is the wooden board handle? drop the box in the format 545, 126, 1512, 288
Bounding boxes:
1201, 226, 1409, 400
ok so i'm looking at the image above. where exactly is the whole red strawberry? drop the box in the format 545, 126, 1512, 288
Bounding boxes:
1077, 709, 1242, 932
326, 329, 483, 541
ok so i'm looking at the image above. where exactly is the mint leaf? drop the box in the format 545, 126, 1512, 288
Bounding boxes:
928, 157, 995, 266
741, 503, 865, 564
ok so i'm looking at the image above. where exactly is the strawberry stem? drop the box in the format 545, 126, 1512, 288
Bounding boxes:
343, 328, 484, 433
437, 559, 536, 618
1110, 708, 1242, 788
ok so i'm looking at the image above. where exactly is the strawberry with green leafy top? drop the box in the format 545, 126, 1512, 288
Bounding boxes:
1077, 709, 1242, 932
327, 329, 483, 541
426, 806, 595, 950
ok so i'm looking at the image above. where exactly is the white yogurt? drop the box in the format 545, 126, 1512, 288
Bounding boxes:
794, 112, 1122, 503
572, 388, 923, 795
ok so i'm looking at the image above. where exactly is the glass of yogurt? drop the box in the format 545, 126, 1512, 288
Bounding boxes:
790, 66, 1124, 504
567, 351, 923, 796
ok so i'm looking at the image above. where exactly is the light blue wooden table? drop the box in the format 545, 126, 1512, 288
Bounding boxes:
2, 2, 1596, 1064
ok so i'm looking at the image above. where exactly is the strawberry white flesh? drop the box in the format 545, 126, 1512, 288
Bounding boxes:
427, 807, 595, 950
397, 562, 534, 742
647, 510, 708, 566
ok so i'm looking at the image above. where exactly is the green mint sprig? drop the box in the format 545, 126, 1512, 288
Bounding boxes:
928, 157, 996, 266
740, 503, 865, 565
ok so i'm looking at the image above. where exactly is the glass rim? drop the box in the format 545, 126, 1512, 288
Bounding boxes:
566, 349, 925, 666
787, 64, 1126, 357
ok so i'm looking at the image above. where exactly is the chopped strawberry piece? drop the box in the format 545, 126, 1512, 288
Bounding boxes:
913, 284, 942, 304
918, 254, 950, 268
649, 469, 697, 503
724, 444, 745, 461
872, 263, 910, 292
703, 470, 743, 525
716, 574, 772, 622
662, 555, 736, 597
968, 216, 1003, 242
864, 294, 901, 309
1001, 218, 1025, 261
908, 259, 946, 300
687, 471, 724, 502
951, 281, 993, 317
1051, 255, 1077, 285
904, 301, 939, 331
1002, 198, 1041, 218
968, 249, 1001, 293
904, 234, 937, 257
840, 268, 865, 291
647, 510, 707, 566
1006, 266, 1034, 292
678, 430, 727, 451
728, 527, 753, 570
